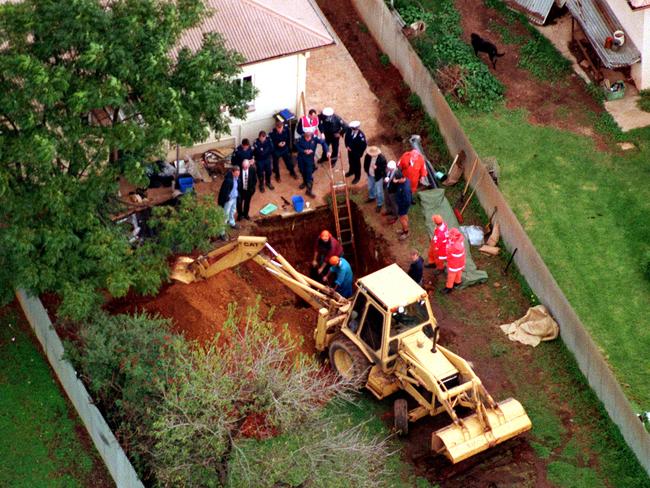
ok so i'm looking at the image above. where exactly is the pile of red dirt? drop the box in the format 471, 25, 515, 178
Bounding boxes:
107, 260, 318, 350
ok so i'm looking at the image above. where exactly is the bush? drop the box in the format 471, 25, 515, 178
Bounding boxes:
67, 311, 188, 477
637, 89, 650, 113
379, 52, 390, 67
151, 303, 393, 487
395, 0, 504, 112
518, 36, 571, 81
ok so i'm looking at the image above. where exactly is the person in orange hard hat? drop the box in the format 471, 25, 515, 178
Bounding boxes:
326, 255, 353, 298
311, 230, 343, 282
443, 228, 466, 294
427, 214, 449, 274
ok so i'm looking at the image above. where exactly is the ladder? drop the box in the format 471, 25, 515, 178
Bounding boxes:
328, 149, 358, 269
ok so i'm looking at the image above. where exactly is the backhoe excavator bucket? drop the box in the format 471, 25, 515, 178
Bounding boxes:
170, 257, 199, 284
431, 398, 531, 463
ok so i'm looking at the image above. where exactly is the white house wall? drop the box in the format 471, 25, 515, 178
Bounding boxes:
168, 52, 307, 159
607, 0, 649, 89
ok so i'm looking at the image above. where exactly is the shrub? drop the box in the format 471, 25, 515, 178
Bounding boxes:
637, 89, 650, 113
67, 311, 188, 477
151, 303, 393, 487
379, 52, 391, 67
395, 0, 504, 112
518, 36, 571, 81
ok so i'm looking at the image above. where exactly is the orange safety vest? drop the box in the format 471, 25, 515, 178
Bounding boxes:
301, 115, 320, 137
447, 234, 466, 272
433, 222, 449, 260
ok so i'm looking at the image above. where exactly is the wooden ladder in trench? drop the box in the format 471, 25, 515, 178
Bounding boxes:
328, 157, 358, 269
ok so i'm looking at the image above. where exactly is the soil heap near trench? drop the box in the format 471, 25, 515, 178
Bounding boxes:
108, 260, 318, 349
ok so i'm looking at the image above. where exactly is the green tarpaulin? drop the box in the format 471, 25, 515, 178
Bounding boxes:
418, 189, 488, 288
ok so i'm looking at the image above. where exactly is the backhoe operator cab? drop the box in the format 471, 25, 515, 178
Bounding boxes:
328, 264, 439, 381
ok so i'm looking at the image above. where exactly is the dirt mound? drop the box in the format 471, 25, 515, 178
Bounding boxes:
107, 260, 318, 349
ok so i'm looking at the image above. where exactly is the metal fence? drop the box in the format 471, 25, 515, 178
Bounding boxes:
16, 289, 144, 488
349, 0, 650, 474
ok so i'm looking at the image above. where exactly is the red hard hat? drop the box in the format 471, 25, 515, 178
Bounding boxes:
320, 230, 331, 241
329, 255, 340, 266
449, 228, 461, 239
432, 214, 443, 225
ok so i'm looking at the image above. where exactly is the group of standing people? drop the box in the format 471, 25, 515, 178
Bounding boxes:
360, 146, 428, 242
218, 119, 297, 227
218, 109, 439, 284
426, 214, 466, 293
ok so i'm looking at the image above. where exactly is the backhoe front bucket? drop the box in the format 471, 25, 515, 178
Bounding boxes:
431, 398, 531, 463
170, 257, 198, 284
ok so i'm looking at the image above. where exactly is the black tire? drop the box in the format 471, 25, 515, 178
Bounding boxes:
394, 398, 409, 435
328, 335, 371, 384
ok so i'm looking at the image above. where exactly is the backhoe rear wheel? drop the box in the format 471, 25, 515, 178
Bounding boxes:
329, 335, 371, 384
394, 398, 409, 435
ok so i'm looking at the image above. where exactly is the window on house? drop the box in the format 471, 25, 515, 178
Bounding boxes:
240, 75, 255, 111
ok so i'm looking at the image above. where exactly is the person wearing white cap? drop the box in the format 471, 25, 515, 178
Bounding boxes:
383, 160, 399, 220
344, 120, 367, 184
296, 127, 330, 198
318, 107, 346, 167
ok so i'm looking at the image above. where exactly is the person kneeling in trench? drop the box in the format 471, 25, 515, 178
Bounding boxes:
311, 230, 343, 282
325, 255, 354, 298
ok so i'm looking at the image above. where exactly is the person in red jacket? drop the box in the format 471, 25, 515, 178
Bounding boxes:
427, 214, 449, 273
443, 228, 465, 294
311, 230, 343, 282
398, 149, 427, 197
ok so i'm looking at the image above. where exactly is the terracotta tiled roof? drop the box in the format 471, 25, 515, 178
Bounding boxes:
174, 0, 335, 64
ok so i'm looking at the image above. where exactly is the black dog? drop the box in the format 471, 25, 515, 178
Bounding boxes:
471, 33, 504, 69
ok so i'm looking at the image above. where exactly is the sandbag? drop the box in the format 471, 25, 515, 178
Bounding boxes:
486, 222, 500, 247
500, 305, 559, 347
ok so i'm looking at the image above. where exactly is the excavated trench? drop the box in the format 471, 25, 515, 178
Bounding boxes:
107, 203, 394, 347
254, 202, 394, 277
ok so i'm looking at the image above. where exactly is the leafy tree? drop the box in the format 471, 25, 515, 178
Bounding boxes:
0, 0, 250, 318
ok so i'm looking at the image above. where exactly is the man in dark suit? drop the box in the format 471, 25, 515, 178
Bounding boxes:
344, 120, 367, 184
217, 166, 240, 229
237, 159, 257, 221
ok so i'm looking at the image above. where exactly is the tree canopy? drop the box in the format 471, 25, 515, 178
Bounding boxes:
0, 0, 251, 318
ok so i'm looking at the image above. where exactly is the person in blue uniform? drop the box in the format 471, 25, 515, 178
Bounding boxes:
296, 127, 329, 198
253, 130, 274, 192
231, 138, 253, 168
407, 249, 424, 286
269, 120, 296, 182
318, 107, 346, 167
327, 255, 354, 298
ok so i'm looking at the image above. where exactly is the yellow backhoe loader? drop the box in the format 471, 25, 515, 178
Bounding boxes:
172, 236, 532, 463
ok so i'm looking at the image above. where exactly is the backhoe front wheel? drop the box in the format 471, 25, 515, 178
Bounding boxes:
394, 399, 409, 435
329, 335, 371, 384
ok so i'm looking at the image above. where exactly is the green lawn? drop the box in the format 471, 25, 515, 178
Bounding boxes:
0, 307, 104, 487
457, 107, 650, 410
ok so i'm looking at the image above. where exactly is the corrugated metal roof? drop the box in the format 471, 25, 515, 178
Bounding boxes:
566, 0, 641, 68
506, 0, 556, 25
173, 0, 334, 65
